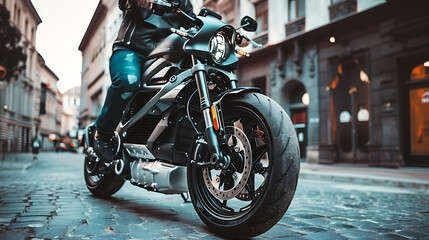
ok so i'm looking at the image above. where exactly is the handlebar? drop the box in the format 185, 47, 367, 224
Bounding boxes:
242, 35, 262, 48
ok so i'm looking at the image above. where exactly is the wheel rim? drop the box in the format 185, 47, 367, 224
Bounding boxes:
190, 106, 272, 221
201, 126, 252, 201
85, 155, 103, 184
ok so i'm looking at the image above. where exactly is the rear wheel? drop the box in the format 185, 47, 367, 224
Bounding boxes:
188, 92, 300, 239
83, 128, 124, 198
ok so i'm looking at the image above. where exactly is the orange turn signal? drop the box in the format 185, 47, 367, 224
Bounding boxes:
235, 49, 250, 57
211, 105, 219, 130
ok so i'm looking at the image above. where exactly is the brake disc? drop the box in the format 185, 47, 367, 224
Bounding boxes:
202, 126, 252, 200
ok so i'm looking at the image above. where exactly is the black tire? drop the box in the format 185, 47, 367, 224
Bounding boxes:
84, 156, 125, 198
83, 133, 125, 198
188, 92, 300, 239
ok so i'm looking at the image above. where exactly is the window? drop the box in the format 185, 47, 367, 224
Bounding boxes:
25, 20, 28, 39
288, 0, 305, 22
410, 62, 429, 80
409, 87, 429, 155
17, 8, 20, 26
255, 0, 268, 34
13, 4, 17, 21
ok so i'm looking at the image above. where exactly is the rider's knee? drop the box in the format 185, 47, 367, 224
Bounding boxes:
111, 73, 140, 89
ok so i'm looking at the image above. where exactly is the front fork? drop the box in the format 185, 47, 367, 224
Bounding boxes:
191, 56, 236, 169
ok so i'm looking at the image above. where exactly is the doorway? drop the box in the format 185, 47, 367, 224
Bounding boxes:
282, 79, 308, 158
329, 54, 370, 163
406, 61, 429, 165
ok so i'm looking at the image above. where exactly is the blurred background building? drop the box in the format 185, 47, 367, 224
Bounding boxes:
78, 0, 122, 128
61, 86, 80, 139
79, 0, 429, 167
0, 0, 63, 152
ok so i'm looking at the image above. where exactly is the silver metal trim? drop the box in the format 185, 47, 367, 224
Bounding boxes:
203, 108, 213, 129
124, 143, 156, 160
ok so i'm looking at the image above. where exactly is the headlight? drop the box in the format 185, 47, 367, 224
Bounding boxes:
210, 32, 231, 63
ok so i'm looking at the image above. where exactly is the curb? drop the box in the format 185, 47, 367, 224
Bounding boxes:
299, 170, 429, 190
22, 161, 35, 172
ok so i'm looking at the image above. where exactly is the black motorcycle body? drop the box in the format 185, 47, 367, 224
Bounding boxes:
83, 3, 300, 238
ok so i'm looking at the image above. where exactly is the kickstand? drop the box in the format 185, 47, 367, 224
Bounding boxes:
181, 192, 191, 203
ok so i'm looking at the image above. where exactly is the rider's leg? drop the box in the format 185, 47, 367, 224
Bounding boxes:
93, 50, 147, 162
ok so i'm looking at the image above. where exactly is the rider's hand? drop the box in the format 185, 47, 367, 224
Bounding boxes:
238, 38, 250, 48
128, 0, 154, 10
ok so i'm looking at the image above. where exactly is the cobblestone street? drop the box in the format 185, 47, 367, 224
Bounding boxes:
0, 152, 428, 239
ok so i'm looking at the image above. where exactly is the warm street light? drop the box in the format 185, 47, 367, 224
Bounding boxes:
424, 61, 429, 67
360, 70, 370, 84
302, 92, 310, 106
330, 37, 336, 43
0, 65, 7, 80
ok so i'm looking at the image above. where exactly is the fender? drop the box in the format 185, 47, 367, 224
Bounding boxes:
212, 87, 262, 106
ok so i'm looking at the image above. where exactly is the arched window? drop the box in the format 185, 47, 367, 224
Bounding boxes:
410, 61, 429, 80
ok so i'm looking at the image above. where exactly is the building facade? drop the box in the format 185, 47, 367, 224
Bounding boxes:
199, 0, 429, 167
61, 86, 80, 139
78, 0, 122, 128
80, 0, 429, 167
0, 0, 62, 152
36, 54, 62, 150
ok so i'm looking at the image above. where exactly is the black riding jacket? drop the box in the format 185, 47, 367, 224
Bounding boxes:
114, 0, 195, 56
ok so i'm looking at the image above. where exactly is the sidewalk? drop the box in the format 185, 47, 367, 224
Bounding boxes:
300, 162, 429, 190
0, 153, 34, 170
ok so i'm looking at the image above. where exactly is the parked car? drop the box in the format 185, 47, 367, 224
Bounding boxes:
56, 143, 67, 152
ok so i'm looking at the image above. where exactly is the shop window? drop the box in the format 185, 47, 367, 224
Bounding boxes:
254, 0, 268, 34
288, 0, 305, 22
410, 61, 429, 80
410, 87, 429, 155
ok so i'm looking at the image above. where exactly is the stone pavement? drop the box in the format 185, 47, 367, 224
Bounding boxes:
0, 152, 428, 239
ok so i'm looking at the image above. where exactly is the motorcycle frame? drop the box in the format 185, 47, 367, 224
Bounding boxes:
82, 12, 261, 170
114, 51, 261, 167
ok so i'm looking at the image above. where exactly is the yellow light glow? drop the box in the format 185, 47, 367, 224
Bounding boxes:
330, 37, 336, 43
360, 70, 370, 84
424, 61, 429, 67
302, 93, 310, 106
3, 105, 7, 110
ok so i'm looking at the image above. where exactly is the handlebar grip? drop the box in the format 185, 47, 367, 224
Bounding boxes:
242, 35, 262, 48
151, 0, 175, 15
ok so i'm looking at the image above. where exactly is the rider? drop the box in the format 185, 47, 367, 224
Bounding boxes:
94, 0, 248, 162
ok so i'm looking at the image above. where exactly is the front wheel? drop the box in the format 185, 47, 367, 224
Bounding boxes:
188, 93, 300, 239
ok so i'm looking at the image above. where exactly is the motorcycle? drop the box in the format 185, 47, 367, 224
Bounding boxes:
82, 1, 300, 238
